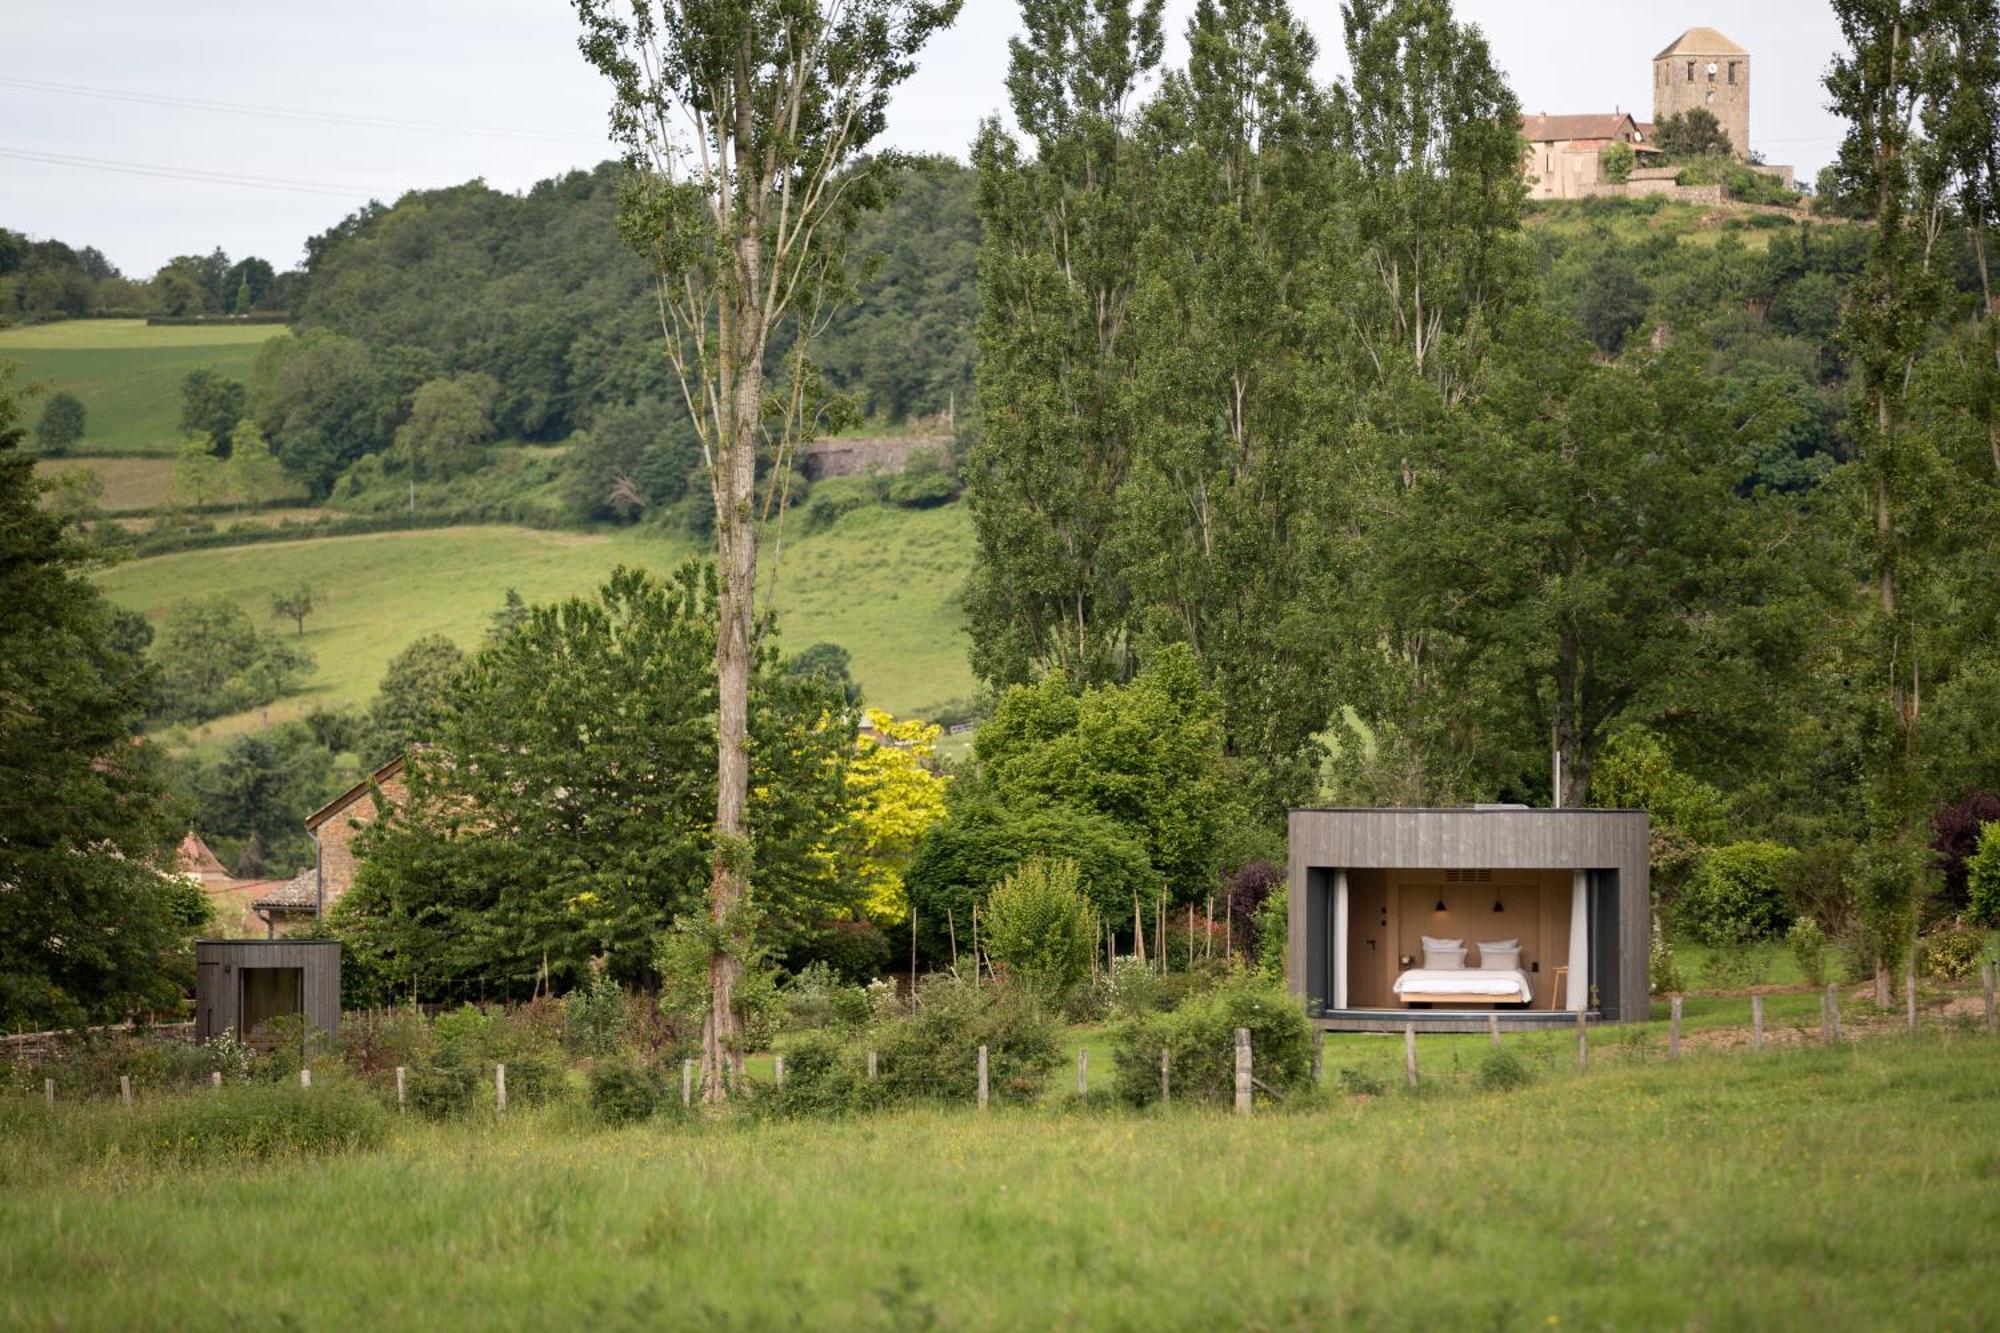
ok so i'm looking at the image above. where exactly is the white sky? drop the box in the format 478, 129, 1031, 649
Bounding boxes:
3, 1, 1849, 276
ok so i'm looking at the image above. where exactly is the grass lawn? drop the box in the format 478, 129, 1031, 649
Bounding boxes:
3, 1034, 1995, 1329
97, 497, 977, 733
32, 455, 177, 511
0, 319, 285, 456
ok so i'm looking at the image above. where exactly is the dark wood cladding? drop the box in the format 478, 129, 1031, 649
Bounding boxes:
194, 939, 341, 1042
1287, 809, 1650, 1024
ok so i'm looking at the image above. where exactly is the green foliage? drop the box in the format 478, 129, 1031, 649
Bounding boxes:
1672, 155, 1802, 206
1677, 841, 1800, 945
10, 1079, 388, 1166
1917, 923, 1984, 982
361, 632, 465, 766
1967, 822, 2000, 926
394, 374, 499, 480
588, 1055, 668, 1126
560, 397, 700, 524
1787, 915, 1830, 987
886, 448, 958, 507
563, 965, 629, 1057
269, 580, 317, 636
183, 721, 338, 873
1473, 1045, 1533, 1092
1254, 887, 1288, 979
178, 369, 246, 444
0, 370, 192, 1029
975, 646, 1242, 897
1593, 727, 1729, 898
981, 858, 1097, 1006
872, 976, 1061, 1104
1654, 108, 1734, 159
335, 565, 857, 998
34, 391, 85, 453
250, 330, 430, 497
150, 594, 315, 723
1649, 914, 1686, 996
761, 1031, 867, 1118
1110, 971, 1313, 1107
1600, 141, 1635, 185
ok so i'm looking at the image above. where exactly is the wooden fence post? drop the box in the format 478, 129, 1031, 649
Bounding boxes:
773, 1054, 785, 1090
866, 1049, 878, 1082
1487, 1013, 1501, 1050
1825, 983, 1841, 1043
1403, 1024, 1418, 1088
300, 1068, 311, 1090
1905, 968, 1917, 1033
976, 1045, 989, 1110
120, 1074, 132, 1108
44, 1077, 55, 1108
1751, 994, 1764, 1052
395, 1065, 407, 1113
494, 1063, 506, 1116
681, 1059, 694, 1108
211, 1070, 222, 1090
1312, 1029, 1325, 1086
1234, 1027, 1252, 1117
1160, 1047, 1171, 1104
1076, 1048, 1088, 1096
1668, 995, 1683, 1060
1575, 1010, 1588, 1071
1984, 964, 1996, 1035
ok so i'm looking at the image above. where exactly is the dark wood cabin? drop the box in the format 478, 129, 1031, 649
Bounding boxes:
194, 939, 341, 1045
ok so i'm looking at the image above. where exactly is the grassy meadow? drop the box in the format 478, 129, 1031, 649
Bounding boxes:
97, 491, 979, 732
0, 319, 284, 456
3, 1033, 1995, 1329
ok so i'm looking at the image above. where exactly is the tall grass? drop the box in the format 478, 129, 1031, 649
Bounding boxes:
2, 1036, 1994, 1328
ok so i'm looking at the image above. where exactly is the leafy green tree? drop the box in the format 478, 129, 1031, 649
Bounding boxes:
486, 588, 531, 641
982, 857, 1097, 1005
785, 641, 862, 708
34, 391, 85, 454
179, 369, 248, 447
963, 0, 1166, 689
393, 373, 499, 480
1600, 140, 1636, 184
151, 595, 315, 723
1967, 821, 2000, 924
1573, 248, 1651, 354
0, 368, 199, 1029
250, 330, 421, 496
170, 434, 226, 512
336, 564, 856, 999
560, 397, 699, 522
576, 0, 963, 1096
1654, 107, 1734, 159
362, 633, 466, 765
224, 419, 286, 507
269, 581, 318, 637
186, 722, 339, 873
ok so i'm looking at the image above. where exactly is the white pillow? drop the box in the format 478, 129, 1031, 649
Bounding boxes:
1477, 938, 1519, 953
1422, 947, 1466, 970
1420, 935, 1463, 952
1478, 947, 1521, 972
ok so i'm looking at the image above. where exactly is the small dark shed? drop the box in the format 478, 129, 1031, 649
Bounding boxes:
1287, 807, 1649, 1031
194, 939, 340, 1043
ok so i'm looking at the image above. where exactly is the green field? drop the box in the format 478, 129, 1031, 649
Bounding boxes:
3, 1033, 1994, 1329
97, 495, 978, 732
0, 319, 284, 456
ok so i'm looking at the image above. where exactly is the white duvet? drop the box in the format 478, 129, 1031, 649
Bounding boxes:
1392, 968, 1534, 1002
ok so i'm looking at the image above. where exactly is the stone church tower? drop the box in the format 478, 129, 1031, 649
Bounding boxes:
1652, 27, 1749, 158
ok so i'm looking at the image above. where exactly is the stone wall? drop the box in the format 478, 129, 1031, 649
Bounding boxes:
798, 435, 953, 481
315, 769, 407, 908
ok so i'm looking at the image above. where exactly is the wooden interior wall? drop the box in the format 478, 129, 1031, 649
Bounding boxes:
1340, 869, 1574, 1010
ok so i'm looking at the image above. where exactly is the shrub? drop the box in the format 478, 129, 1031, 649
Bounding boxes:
1474, 1046, 1533, 1092
1223, 861, 1282, 964
1677, 841, 1799, 945
1967, 821, 2000, 926
1335, 1067, 1387, 1097
564, 966, 629, 1057
982, 858, 1097, 1007
1781, 841, 1860, 939
1110, 972, 1313, 1107
1788, 915, 1829, 987
886, 449, 958, 507
1649, 914, 1686, 996
588, 1055, 668, 1126
34, 391, 85, 454
874, 976, 1061, 1104
497, 1049, 565, 1107
1600, 140, 1635, 184
405, 1061, 479, 1120
763, 1032, 866, 1118
1919, 924, 1986, 982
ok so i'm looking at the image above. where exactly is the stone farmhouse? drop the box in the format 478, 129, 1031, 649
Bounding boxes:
1521, 26, 1792, 203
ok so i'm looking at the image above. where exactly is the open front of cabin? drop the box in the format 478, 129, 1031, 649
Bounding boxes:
1287, 808, 1648, 1031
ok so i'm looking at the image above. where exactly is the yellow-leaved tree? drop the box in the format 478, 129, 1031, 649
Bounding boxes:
840, 709, 950, 925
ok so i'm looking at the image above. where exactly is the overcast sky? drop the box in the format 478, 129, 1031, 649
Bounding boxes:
4, 1, 1850, 276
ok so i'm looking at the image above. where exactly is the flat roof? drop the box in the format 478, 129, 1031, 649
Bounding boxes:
1290, 806, 1645, 815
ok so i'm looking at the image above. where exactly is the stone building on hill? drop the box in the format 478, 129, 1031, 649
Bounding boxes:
1520, 112, 1658, 201
1653, 26, 1749, 159
248, 755, 409, 936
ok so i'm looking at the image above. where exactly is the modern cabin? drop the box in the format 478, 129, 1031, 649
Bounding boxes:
193, 939, 341, 1045
1286, 807, 1649, 1031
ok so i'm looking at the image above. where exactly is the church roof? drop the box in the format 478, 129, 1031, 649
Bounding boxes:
176, 831, 230, 880
1521, 112, 1637, 145
1655, 27, 1747, 59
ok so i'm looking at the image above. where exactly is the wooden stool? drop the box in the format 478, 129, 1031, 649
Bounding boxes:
1550, 965, 1569, 1011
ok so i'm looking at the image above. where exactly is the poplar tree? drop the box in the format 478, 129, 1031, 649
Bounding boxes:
574, 0, 959, 1097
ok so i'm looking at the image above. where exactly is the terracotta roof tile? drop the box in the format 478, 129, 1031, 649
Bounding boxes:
1521, 113, 1637, 144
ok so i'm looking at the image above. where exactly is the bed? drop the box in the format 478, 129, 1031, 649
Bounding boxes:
1392, 968, 1534, 1005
